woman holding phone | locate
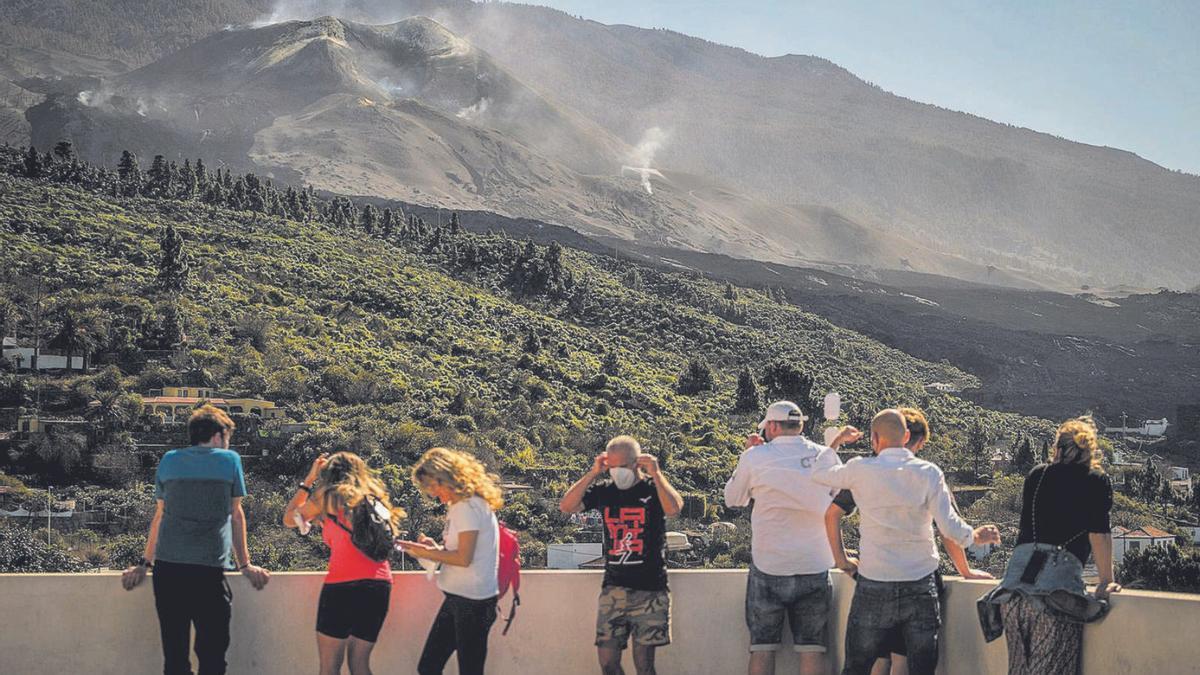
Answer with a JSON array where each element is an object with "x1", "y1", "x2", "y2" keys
[
  {"x1": 283, "y1": 452, "x2": 405, "y2": 675},
  {"x1": 398, "y1": 447, "x2": 503, "y2": 675}
]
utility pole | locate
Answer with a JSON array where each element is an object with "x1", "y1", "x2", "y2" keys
[
  {"x1": 31, "y1": 274, "x2": 45, "y2": 413},
  {"x1": 46, "y1": 485, "x2": 52, "y2": 546}
]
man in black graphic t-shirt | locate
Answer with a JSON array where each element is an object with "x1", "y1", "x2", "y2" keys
[{"x1": 561, "y1": 435, "x2": 684, "y2": 675}]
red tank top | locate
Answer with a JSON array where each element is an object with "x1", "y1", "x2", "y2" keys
[{"x1": 322, "y1": 509, "x2": 392, "y2": 584}]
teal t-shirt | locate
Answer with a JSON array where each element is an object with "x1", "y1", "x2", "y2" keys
[{"x1": 154, "y1": 446, "x2": 247, "y2": 569}]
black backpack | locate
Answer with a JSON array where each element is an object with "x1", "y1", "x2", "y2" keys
[{"x1": 331, "y1": 495, "x2": 396, "y2": 562}]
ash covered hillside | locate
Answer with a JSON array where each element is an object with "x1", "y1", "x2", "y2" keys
[
  {"x1": 26, "y1": 15, "x2": 944, "y2": 276},
  {"x1": 4, "y1": 2, "x2": 1199, "y2": 291}
]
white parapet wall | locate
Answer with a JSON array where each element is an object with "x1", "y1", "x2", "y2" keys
[{"x1": 1, "y1": 570, "x2": 1199, "y2": 674}]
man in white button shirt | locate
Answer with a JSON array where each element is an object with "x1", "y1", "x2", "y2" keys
[
  {"x1": 812, "y1": 409, "x2": 1001, "y2": 675},
  {"x1": 725, "y1": 401, "x2": 857, "y2": 675}
]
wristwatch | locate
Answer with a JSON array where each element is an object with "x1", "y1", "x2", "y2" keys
[
  {"x1": 298, "y1": 483, "x2": 313, "y2": 493},
  {"x1": 138, "y1": 557, "x2": 154, "y2": 569}
]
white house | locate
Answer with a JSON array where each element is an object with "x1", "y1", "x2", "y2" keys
[
  {"x1": 2, "y1": 338, "x2": 84, "y2": 371},
  {"x1": 1112, "y1": 525, "x2": 1176, "y2": 564},
  {"x1": 1104, "y1": 418, "x2": 1170, "y2": 437}
]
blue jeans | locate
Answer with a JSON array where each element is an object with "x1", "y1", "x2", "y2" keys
[
  {"x1": 745, "y1": 564, "x2": 831, "y2": 652},
  {"x1": 842, "y1": 574, "x2": 940, "y2": 675}
]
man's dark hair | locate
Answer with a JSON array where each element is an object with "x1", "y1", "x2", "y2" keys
[
  {"x1": 188, "y1": 404, "x2": 236, "y2": 445},
  {"x1": 777, "y1": 420, "x2": 803, "y2": 431}
]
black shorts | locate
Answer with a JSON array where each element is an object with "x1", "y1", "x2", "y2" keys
[{"x1": 316, "y1": 580, "x2": 392, "y2": 642}]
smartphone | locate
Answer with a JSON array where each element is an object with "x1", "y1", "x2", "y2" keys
[{"x1": 1019, "y1": 550, "x2": 1049, "y2": 584}]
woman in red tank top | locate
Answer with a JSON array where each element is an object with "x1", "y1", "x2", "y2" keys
[{"x1": 284, "y1": 452, "x2": 405, "y2": 675}]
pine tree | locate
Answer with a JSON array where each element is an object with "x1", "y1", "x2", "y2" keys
[
  {"x1": 52, "y1": 140, "x2": 75, "y2": 162},
  {"x1": 760, "y1": 360, "x2": 814, "y2": 412},
  {"x1": 194, "y1": 157, "x2": 208, "y2": 190},
  {"x1": 160, "y1": 301, "x2": 185, "y2": 348},
  {"x1": 734, "y1": 368, "x2": 760, "y2": 413},
  {"x1": 361, "y1": 204, "x2": 378, "y2": 234},
  {"x1": 180, "y1": 160, "x2": 197, "y2": 199},
  {"x1": 147, "y1": 155, "x2": 169, "y2": 195},
  {"x1": 117, "y1": 150, "x2": 140, "y2": 185},
  {"x1": 968, "y1": 420, "x2": 992, "y2": 480},
  {"x1": 724, "y1": 282, "x2": 737, "y2": 301},
  {"x1": 677, "y1": 358, "x2": 714, "y2": 395},
  {"x1": 156, "y1": 224, "x2": 191, "y2": 293},
  {"x1": 449, "y1": 212, "x2": 461, "y2": 235},
  {"x1": 381, "y1": 208, "x2": 395, "y2": 238},
  {"x1": 23, "y1": 146, "x2": 44, "y2": 178}
]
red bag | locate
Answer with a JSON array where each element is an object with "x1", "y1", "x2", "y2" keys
[{"x1": 497, "y1": 522, "x2": 521, "y2": 635}]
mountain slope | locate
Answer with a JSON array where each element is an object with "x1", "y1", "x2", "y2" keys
[
  {"x1": 341, "y1": 0, "x2": 1200, "y2": 291},
  {"x1": 5, "y1": 2, "x2": 1198, "y2": 290}
]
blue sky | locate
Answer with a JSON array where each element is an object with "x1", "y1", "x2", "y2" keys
[{"x1": 534, "y1": 0, "x2": 1199, "y2": 174}]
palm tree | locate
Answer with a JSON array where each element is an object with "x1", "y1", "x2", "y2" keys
[{"x1": 48, "y1": 309, "x2": 101, "y2": 372}]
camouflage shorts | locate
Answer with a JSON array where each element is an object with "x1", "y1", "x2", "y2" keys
[{"x1": 595, "y1": 586, "x2": 672, "y2": 649}]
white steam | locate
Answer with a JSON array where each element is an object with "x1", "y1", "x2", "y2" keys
[
  {"x1": 77, "y1": 89, "x2": 113, "y2": 107},
  {"x1": 456, "y1": 97, "x2": 491, "y2": 121},
  {"x1": 623, "y1": 126, "x2": 668, "y2": 195},
  {"x1": 620, "y1": 166, "x2": 665, "y2": 195},
  {"x1": 254, "y1": 0, "x2": 374, "y2": 27}
]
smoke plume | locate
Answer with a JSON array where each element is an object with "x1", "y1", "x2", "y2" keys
[{"x1": 623, "y1": 127, "x2": 668, "y2": 195}]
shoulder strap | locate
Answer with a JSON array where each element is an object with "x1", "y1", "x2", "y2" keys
[{"x1": 330, "y1": 513, "x2": 353, "y2": 536}]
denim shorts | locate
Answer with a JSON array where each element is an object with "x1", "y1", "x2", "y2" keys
[
  {"x1": 844, "y1": 574, "x2": 941, "y2": 675},
  {"x1": 745, "y1": 564, "x2": 831, "y2": 652}
]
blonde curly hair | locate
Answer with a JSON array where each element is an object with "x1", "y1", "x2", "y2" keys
[
  {"x1": 411, "y1": 447, "x2": 504, "y2": 511},
  {"x1": 315, "y1": 452, "x2": 405, "y2": 528},
  {"x1": 1052, "y1": 416, "x2": 1104, "y2": 473}
]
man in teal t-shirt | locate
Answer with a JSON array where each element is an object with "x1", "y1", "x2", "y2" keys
[{"x1": 122, "y1": 404, "x2": 271, "y2": 675}]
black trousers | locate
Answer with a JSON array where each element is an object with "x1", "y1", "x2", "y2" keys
[
  {"x1": 152, "y1": 560, "x2": 232, "y2": 675},
  {"x1": 417, "y1": 592, "x2": 498, "y2": 675}
]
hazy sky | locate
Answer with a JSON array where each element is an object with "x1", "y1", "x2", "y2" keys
[{"x1": 533, "y1": 0, "x2": 1199, "y2": 174}]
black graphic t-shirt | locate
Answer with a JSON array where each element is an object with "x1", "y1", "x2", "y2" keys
[{"x1": 582, "y1": 478, "x2": 668, "y2": 591}]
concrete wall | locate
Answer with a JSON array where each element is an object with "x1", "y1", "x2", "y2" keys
[{"x1": 1, "y1": 570, "x2": 1198, "y2": 674}]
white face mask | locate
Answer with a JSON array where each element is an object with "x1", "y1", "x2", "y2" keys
[{"x1": 609, "y1": 466, "x2": 638, "y2": 490}]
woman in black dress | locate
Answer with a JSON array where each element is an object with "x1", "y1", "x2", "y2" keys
[{"x1": 1002, "y1": 417, "x2": 1121, "y2": 674}]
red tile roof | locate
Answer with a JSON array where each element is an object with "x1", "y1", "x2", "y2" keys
[
  {"x1": 1114, "y1": 525, "x2": 1175, "y2": 539},
  {"x1": 143, "y1": 397, "x2": 228, "y2": 405}
]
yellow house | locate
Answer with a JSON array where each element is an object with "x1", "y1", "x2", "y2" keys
[{"x1": 143, "y1": 386, "x2": 284, "y2": 422}]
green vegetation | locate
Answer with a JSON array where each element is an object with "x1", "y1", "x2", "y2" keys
[{"x1": 1, "y1": 145, "x2": 1191, "y2": 586}]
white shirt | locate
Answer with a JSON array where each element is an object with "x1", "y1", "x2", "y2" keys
[
  {"x1": 812, "y1": 447, "x2": 975, "y2": 582},
  {"x1": 724, "y1": 435, "x2": 841, "y2": 575},
  {"x1": 438, "y1": 496, "x2": 500, "y2": 600}
]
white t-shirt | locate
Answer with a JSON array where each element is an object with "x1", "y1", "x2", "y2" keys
[
  {"x1": 723, "y1": 435, "x2": 841, "y2": 575},
  {"x1": 438, "y1": 496, "x2": 500, "y2": 600}
]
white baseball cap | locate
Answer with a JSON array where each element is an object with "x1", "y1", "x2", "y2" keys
[{"x1": 757, "y1": 400, "x2": 808, "y2": 431}]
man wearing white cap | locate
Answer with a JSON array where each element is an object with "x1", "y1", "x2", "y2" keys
[{"x1": 725, "y1": 400, "x2": 857, "y2": 675}]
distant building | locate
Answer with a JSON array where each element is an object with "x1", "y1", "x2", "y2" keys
[
  {"x1": 142, "y1": 386, "x2": 284, "y2": 422},
  {"x1": 1167, "y1": 467, "x2": 1194, "y2": 500},
  {"x1": 1112, "y1": 525, "x2": 1176, "y2": 564},
  {"x1": 2, "y1": 337, "x2": 84, "y2": 372},
  {"x1": 924, "y1": 382, "x2": 960, "y2": 394},
  {"x1": 14, "y1": 415, "x2": 94, "y2": 438},
  {"x1": 1104, "y1": 418, "x2": 1170, "y2": 437}
]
